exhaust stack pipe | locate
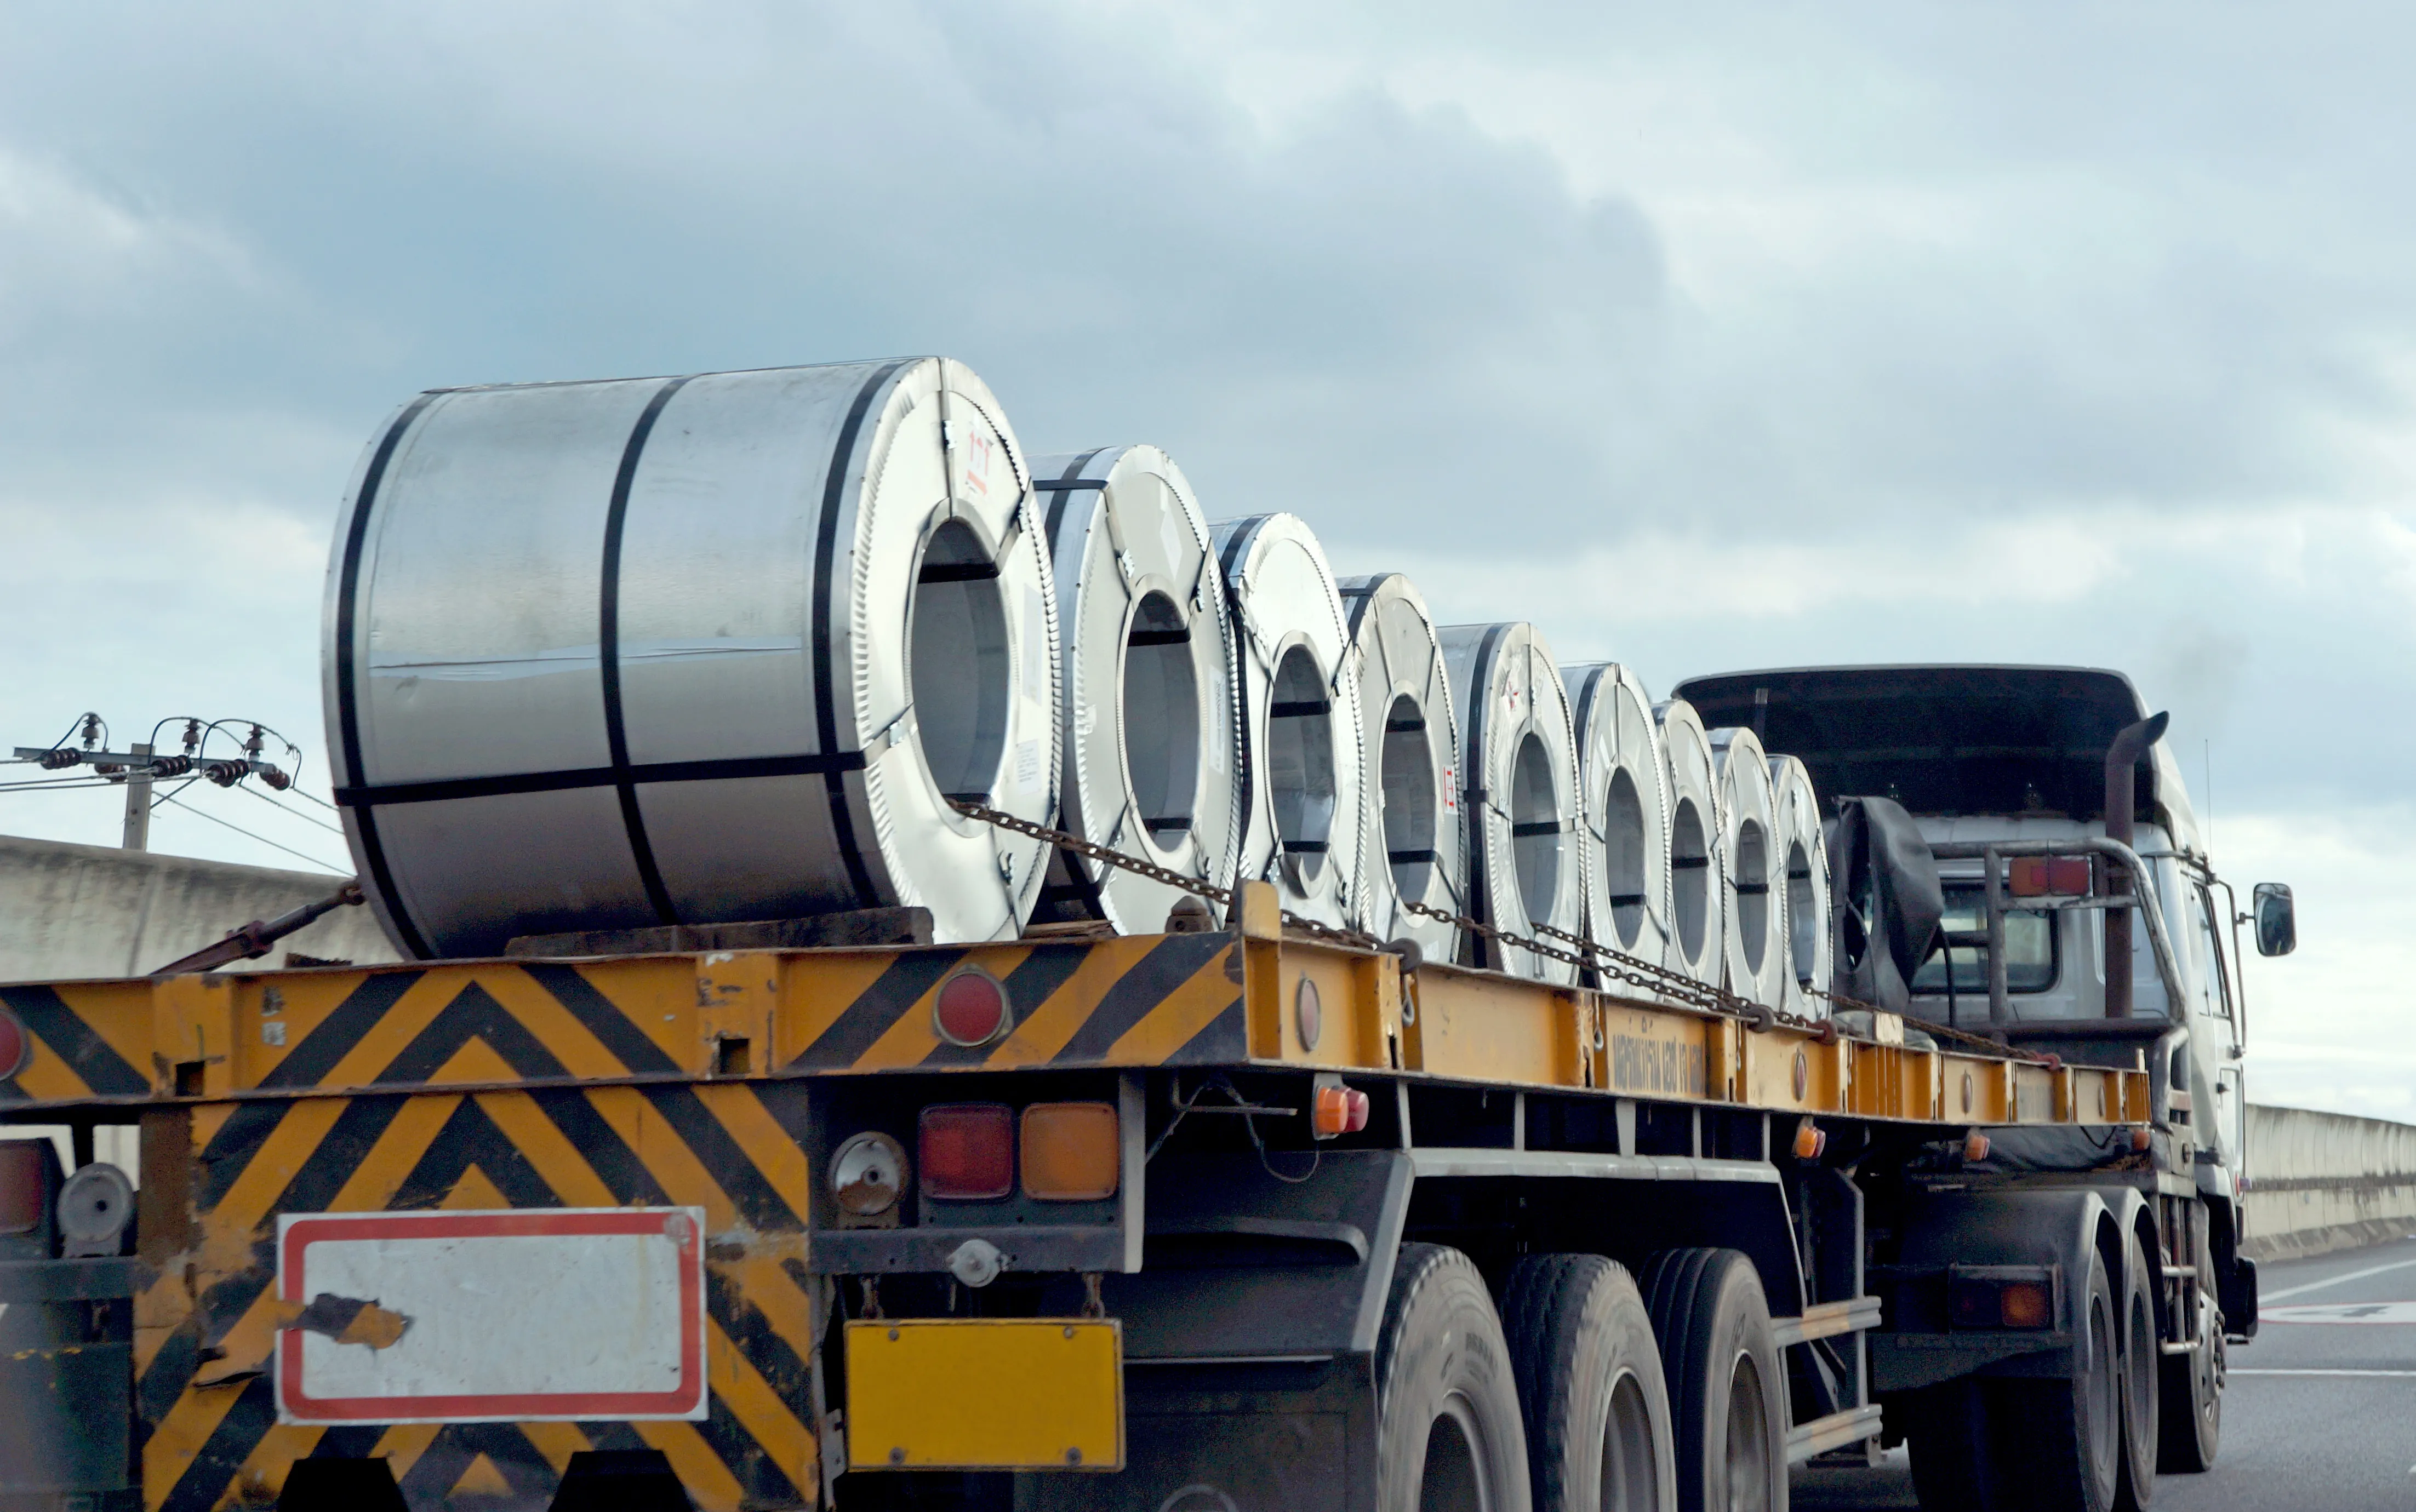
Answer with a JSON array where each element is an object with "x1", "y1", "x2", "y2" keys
[{"x1": 2102, "y1": 711, "x2": 2169, "y2": 1018}]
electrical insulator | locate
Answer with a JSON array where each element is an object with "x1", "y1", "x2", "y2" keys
[
  {"x1": 258, "y1": 765, "x2": 291, "y2": 791},
  {"x1": 150, "y1": 755, "x2": 194, "y2": 778},
  {"x1": 204, "y1": 760, "x2": 248, "y2": 787},
  {"x1": 38, "y1": 748, "x2": 81, "y2": 770}
]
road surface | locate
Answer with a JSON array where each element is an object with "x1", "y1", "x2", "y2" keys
[{"x1": 1795, "y1": 1235, "x2": 2416, "y2": 1511}]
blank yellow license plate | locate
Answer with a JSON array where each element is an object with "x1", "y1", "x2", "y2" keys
[{"x1": 846, "y1": 1319, "x2": 1124, "y2": 1471}]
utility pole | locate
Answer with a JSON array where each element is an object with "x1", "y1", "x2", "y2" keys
[{"x1": 121, "y1": 742, "x2": 152, "y2": 851}]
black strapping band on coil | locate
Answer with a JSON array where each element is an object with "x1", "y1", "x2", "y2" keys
[
  {"x1": 600, "y1": 374, "x2": 698, "y2": 926},
  {"x1": 333, "y1": 391, "x2": 449, "y2": 960},
  {"x1": 334, "y1": 749, "x2": 873, "y2": 809},
  {"x1": 1031, "y1": 478, "x2": 1110, "y2": 490}
]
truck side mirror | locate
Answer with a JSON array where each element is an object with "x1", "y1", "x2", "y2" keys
[{"x1": 2252, "y1": 883, "x2": 2295, "y2": 957}]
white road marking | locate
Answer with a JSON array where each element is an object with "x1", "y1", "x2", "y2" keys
[
  {"x1": 2262, "y1": 1301, "x2": 2416, "y2": 1325},
  {"x1": 2261, "y1": 1253, "x2": 2416, "y2": 1301},
  {"x1": 2231, "y1": 1368, "x2": 2416, "y2": 1378}
]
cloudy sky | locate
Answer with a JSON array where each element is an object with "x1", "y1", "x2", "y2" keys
[{"x1": 0, "y1": 3, "x2": 2404, "y2": 1116}]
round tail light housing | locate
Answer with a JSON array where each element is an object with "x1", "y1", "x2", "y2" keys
[
  {"x1": 829, "y1": 1132, "x2": 909, "y2": 1217},
  {"x1": 934, "y1": 968, "x2": 1012, "y2": 1047}
]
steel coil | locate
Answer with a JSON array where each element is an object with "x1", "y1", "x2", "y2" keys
[
  {"x1": 1339, "y1": 573, "x2": 1464, "y2": 961},
  {"x1": 1655, "y1": 698, "x2": 1727, "y2": 989},
  {"x1": 1212, "y1": 515, "x2": 1367, "y2": 930},
  {"x1": 1710, "y1": 726, "x2": 1789, "y2": 1009},
  {"x1": 325, "y1": 358, "x2": 1060, "y2": 955},
  {"x1": 1030, "y1": 446, "x2": 1242, "y2": 933},
  {"x1": 1441, "y1": 623, "x2": 1585, "y2": 984},
  {"x1": 1564, "y1": 662, "x2": 1674, "y2": 981},
  {"x1": 1767, "y1": 753, "x2": 1834, "y2": 1016}
]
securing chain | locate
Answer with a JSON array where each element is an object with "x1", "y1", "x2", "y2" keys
[{"x1": 950, "y1": 798, "x2": 2051, "y2": 1064}]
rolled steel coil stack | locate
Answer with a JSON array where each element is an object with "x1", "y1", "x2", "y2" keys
[
  {"x1": 1339, "y1": 574, "x2": 1464, "y2": 963},
  {"x1": 1030, "y1": 446, "x2": 1243, "y2": 935},
  {"x1": 325, "y1": 353, "x2": 1838, "y2": 989}
]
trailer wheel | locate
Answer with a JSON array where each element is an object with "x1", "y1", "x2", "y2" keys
[
  {"x1": 1377, "y1": 1242, "x2": 1533, "y2": 1512},
  {"x1": 1998, "y1": 1242, "x2": 2122, "y2": 1512},
  {"x1": 2156, "y1": 1293, "x2": 2221, "y2": 1473},
  {"x1": 1639, "y1": 1248, "x2": 1785, "y2": 1512},
  {"x1": 1503, "y1": 1253, "x2": 1677, "y2": 1511},
  {"x1": 2114, "y1": 1234, "x2": 2161, "y2": 1511}
]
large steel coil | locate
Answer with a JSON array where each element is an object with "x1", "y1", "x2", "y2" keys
[
  {"x1": 1030, "y1": 446, "x2": 1242, "y2": 933},
  {"x1": 1655, "y1": 699, "x2": 1727, "y2": 989},
  {"x1": 1212, "y1": 515, "x2": 1367, "y2": 930},
  {"x1": 325, "y1": 358, "x2": 1060, "y2": 957},
  {"x1": 1441, "y1": 623, "x2": 1585, "y2": 984},
  {"x1": 1339, "y1": 574, "x2": 1464, "y2": 961},
  {"x1": 1564, "y1": 662, "x2": 1674, "y2": 980},
  {"x1": 1767, "y1": 753, "x2": 1834, "y2": 1017},
  {"x1": 1710, "y1": 726, "x2": 1789, "y2": 1009}
]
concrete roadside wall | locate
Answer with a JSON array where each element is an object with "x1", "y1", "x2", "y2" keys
[
  {"x1": 0, "y1": 832, "x2": 399, "y2": 980},
  {"x1": 2244, "y1": 1103, "x2": 2416, "y2": 1261}
]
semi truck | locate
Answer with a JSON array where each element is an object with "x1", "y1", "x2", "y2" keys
[{"x1": 0, "y1": 660, "x2": 2285, "y2": 1512}]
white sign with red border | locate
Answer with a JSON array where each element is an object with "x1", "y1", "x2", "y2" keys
[{"x1": 275, "y1": 1207, "x2": 707, "y2": 1425}]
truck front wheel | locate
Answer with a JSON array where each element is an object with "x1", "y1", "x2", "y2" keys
[
  {"x1": 1503, "y1": 1252, "x2": 1676, "y2": 1511},
  {"x1": 1377, "y1": 1242, "x2": 1534, "y2": 1512},
  {"x1": 1639, "y1": 1248, "x2": 1785, "y2": 1512}
]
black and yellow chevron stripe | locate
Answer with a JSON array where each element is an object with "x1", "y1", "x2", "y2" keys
[
  {"x1": 0, "y1": 935, "x2": 1235, "y2": 1511},
  {"x1": 138, "y1": 1071, "x2": 823, "y2": 1511},
  {"x1": 0, "y1": 932, "x2": 1244, "y2": 1110}
]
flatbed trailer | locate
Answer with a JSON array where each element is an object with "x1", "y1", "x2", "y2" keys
[{"x1": 2, "y1": 880, "x2": 2176, "y2": 1512}]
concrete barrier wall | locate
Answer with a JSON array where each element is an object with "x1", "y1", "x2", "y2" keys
[
  {"x1": 0, "y1": 832, "x2": 398, "y2": 981},
  {"x1": 0, "y1": 833, "x2": 403, "y2": 1178},
  {"x1": 2244, "y1": 1103, "x2": 2416, "y2": 1261}
]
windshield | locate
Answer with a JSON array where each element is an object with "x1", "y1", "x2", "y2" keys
[{"x1": 1909, "y1": 883, "x2": 2058, "y2": 994}]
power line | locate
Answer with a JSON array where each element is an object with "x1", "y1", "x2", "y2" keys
[
  {"x1": 156, "y1": 793, "x2": 348, "y2": 874},
  {"x1": 238, "y1": 781, "x2": 347, "y2": 838}
]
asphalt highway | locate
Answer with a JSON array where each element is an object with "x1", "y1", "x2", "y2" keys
[{"x1": 1795, "y1": 1235, "x2": 2416, "y2": 1511}]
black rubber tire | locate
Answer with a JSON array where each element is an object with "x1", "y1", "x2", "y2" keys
[
  {"x1": 1998, "y1": 1244, "x2": 2123, "y2": 1512},
  {"x1": 1903, "y1": 1378, "x2": 2011, "y2": 1512},
  {"x1": 1639, "y1": 1248, "x2": 1786, "y2": 1512},
  {"x1": 2156, "y1": 1293, "x2": 2222, "y2": 1474},
  {"x1": 1503, "y1": 1253, "x2": 1678, "y2": 1512},
  {"x1": 1377, "y1": 1242, "x2": 1534, "y2": 1512},
  {"x1": 2114, "y1": 1234, "x2": 2161, "y2": 1511}
]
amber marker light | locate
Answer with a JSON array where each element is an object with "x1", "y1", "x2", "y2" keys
[
  {"x1": 1998, "y1": 1281, "x2": 2054, "y2": 1329},
  {"x1": 920, "y1": 1104, "x2": 1015, "y2": 1199},
  {"x1": 1020, "y1": 1102, "x2": 1120, "y2": 1201}
]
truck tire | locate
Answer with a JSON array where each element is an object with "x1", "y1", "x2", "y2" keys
[
  {"x1": 1639, "y1": 1248, "x2": 1785, "y2": 1512},
  {"x1": 2114, "y1": 1234, "x2": 2160, "y2": 1511},
  {"x1": 2156, "y1": 1293, "x2": 2221, "y2": 1473},
  {"x1": 1503, "y1": 1253, "x2": 1677, "y2": 1512},
  {"x1": 1903, "y1": 1378, "x2": 2010, "y2": 1512},
  {"x1": 1997, "y1": 1242, "x2": 2122, "y2": 1512},
  {"x1": 1377, "y1": 1242, "x2": 1534, "y2": 1512}
]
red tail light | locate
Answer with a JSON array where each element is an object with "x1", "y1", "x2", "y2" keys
[
  {"x1": 2009, "y1": 857, "x2": 2092, "y2": 897},
  {"x1": 920, "y1": 1103, "x2": 1014, "y2": 1199},
  {"x1": 0, "y1": 1004, "x2": 28, "y2": 1081},
  {"x1": 0, "y1": 1140, "x2": 48, "y2": 1235}
]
